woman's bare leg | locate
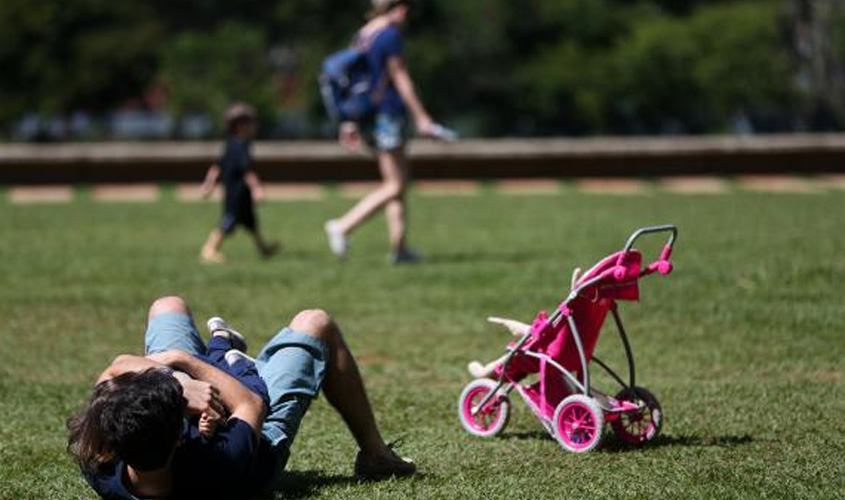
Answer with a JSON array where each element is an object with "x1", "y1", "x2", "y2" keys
[
  {"x1": 385, "y1": 198, "x2": 406, "y2": 253},
  {"x1": 383, "y1": 153, "x2": 409, "y2": 253},
  {"x1": 334, "y1": 150, "x2": 407, "y2": 241}
]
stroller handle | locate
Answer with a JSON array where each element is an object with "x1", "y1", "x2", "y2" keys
[
  {"x1": 623, "y1": 225, "x2": 678, "y2": 253},
  {"x1": 618, "y1": 225, "x2": 678, "y2": 276}
]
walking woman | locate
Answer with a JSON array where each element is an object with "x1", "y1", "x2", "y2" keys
[{"x1": 324, "y1": 0, "x2": 444, "y2": 264}]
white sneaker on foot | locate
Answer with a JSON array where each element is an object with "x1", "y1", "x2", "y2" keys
[
  {"x1": 224, "y1": 349, "x2": 256, "y2": 367},
  {"x1": 324, "y1": 220, "x2": 348, "y2": 260},
  {"x1": 207, "y1": 317, "x2": 248, "y2": 353}
]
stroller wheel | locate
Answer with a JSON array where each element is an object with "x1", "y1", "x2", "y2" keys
[
  {"x1": 553, "y1": 395, "x2": 604, "y2": 453},
  {"x1": 458, "y1": 379, "x2": 510, "y2": 438},
  {"x1": 611, "y1": 386, "x2": 662, "y2": 446}
]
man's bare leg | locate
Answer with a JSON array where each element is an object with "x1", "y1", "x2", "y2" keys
[
  {"x1": 148, "y1": 295, "x2": 192, "y2": 321},
  {"x1": 289, "y1": 309, "x2": 414, "y2": 476},
  {"x1": 290, "y1": 309, "x2": 387, "y2": 453}
]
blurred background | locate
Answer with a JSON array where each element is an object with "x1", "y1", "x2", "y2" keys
[{"x1": 1, "y1": 0, "x2": 844, "y2": 142}]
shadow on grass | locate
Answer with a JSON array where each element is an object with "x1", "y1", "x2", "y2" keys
[
  {"x1": 264, "y1": 470, "x2": 431, "y2": 499},
  {"x1": 601, "y1": 433, "x2": 755, "y2": 453},
  {"x1": 269, "y1": 250, "x2": 326, "y2": 262},
  {"x1": 260, "y1": 470, "x2": 356, "y2": 499},
  {"x1": 501, "y1": 431, "x2": 754, "y2": 453},
  {"x1": 503, "y1": 430, "x2": 554, "y2": 441}
]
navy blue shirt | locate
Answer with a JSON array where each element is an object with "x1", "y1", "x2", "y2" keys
[
  {"x1": 364, "y1": 25, "x2": 406, "y2": 118},
  {"x1": 219, "y1": 137, "x2": 252, "y2": 200},
  {"x1": 83, "y1": 419, "x2": 276, "y2": 499}
]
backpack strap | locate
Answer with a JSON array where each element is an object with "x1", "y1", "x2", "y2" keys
[
  {"x1": 352, "y1": 27, "x2": 391, "y2": 107},
  {"x1": 353, "y1": 23, "x2": 387, "y2": 50}
]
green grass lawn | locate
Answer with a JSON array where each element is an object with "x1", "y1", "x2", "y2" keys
[{"x1": 0, "y1": 190, "x2": 843, "y2": 499}]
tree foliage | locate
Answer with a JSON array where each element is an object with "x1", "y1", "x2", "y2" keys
[
  {"x1": 0, "y1": 0, "x2": 161, "y2": 120},
  {"x1": 160, "y1": 23, "x2": 275, "y2": 132},
  {"x1": 0, "y1": 0, "x2": 841, "y2": 138}
]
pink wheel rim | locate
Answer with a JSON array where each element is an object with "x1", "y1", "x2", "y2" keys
[
  {"x1": 461, "y1": 386, "x2": 502, "y2": 432},
  {"x1": 557, "y1": 402, "x2": 599, "y2": 450}
]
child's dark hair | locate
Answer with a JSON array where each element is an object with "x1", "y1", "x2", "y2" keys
[
  {"x1": 67, "y1": 369, "x2": 186, "y2": 473},
  {"x1": 224, "y1": 103, "x2": 256, "y2": 135}
]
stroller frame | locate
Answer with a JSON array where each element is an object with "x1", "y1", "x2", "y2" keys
[{"x1": 459, "y1": 225, "x2": 678, "y2": 452}]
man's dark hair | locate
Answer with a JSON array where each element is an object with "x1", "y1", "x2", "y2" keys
[{"x1": 68, "y1": 369, "x2": 186, "y2": 473}]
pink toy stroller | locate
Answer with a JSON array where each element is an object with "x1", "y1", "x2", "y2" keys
[{"x1": 458, "y1": 225, "x2": 678, "y2": 453}]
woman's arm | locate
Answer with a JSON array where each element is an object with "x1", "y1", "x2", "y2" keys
[
  {"x1": 387, "y1": 55, "x2": 435, "y2": 135},
  {"x1": 338, "y1": 121, "x2": 363, "y2": 152}
]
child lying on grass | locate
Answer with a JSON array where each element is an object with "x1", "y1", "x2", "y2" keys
[{"x1": 199, "y1": 317, "x2": 270, "y2": 438}]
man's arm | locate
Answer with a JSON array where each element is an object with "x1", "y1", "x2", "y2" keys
[
  {"x1": 97, "y1": 355, "x2": 225, "y2": 421},
  {"x1": 97, "y1": 354, "x2": 161, "y2": 384},
  {"x1": 387, "y1": 56, "x2": 435, "y2": 135},
  {"x1": 148, "y1": 351, "x2": 265, "y2": 438}
]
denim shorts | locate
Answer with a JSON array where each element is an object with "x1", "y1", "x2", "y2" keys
[
  {"x1": 145, "y1": 313, "x2": 328, "y2": 468},
  {"x1": 363, "y1": 113, "x2": 408, "y2": 152}
]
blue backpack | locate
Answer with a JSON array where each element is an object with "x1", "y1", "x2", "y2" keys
[{"x1": 319, "y1": 32, "x2": 386, "y2": 123}]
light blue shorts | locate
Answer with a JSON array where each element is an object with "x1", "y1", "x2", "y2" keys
[
  {"x1": 363, "y1": 113, "x2": 408, "y2": 152},
  {"x1": 145, "y1": 313, "x2": 328, "y2": 467}
]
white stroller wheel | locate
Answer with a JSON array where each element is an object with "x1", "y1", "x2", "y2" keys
[
  {"x1": 553, "y1": 395, "x2": 604, "y2": 453},
  {"x1": 458, "y1": 379, "x2": 510, "y2": 438}
]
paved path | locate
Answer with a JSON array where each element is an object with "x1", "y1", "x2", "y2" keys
[{"x1": 5, "y1": 175, "x2": 844, "y2": 204}]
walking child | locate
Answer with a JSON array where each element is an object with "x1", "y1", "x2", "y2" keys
[{"x1": 199, "y1": 103, "x2": 278, "y2": 263}]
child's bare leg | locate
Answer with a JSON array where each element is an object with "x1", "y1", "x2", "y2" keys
[
  {"x1": 249, "y1": 229, "x2": 278, "y2": 258},
  {"x1": 200, "y1": 229, "x2": 226, "y2": 263}
]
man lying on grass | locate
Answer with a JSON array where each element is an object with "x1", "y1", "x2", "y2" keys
[{"x1": 67, "y1": 296, "x2": 414, "y2": 499}]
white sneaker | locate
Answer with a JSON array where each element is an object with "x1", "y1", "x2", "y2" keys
[
  {"x1": 224, "y1": 349, "x2": 256, "y2": 367},
  {"x1": 324, "y1": 220, "x2": 348, "y2": 260},
  {"x1": 207, "y1": 317, "x2": 248, "y2": 353},
  {"x1": 389, "y1": 247, "x2": 423, "y2": 265}
]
